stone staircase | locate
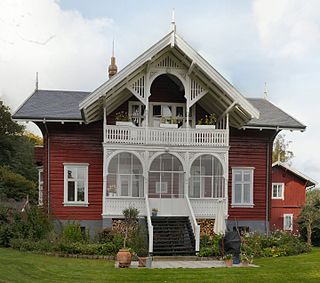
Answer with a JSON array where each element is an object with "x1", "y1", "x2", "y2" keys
[{"x1": 151, "y1": 216, "x2": 195, "y2": 256}]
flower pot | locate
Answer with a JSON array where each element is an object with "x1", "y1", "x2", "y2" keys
[
  {"x1": 195, "y1": 125, "x2": 216, "y2": 129},
  {"x1": 152, "y1": 211, "x2": 158, "y2": 216},
  {"x1": 116, "y1": 121, "x2": 133, "y2": 127},
  {"x1": 116, "y1": 249, "x2": 132, "y2": 268},
  {"x1": 242, "y1": 260, "x2": 249, "y2": 267},
  {"x1": 225, "y1": 259, "x2": 233, "y2": 267},
  {"x1": 160, "y1": 123, "x2": 178, "y2": 128}
]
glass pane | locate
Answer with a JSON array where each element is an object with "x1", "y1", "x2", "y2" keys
[
  {"x1": 243, "y1": 184, "x2": 251, "y2": 203},
  {"x1": 132, "y1": 155, "x2": 142, "y2": 174},
  {"x1": 108, "y1": 155, "x2": 118, "y2": 174},
  {"x1": 202, "y1": 155, "x2": 212, "y2": 176},
  {"x1": 77, "y1": 181, "x2": 85, "y2": 201},
  {"x1": 153, "y1": 105, "x2": 161, "y2": 116},
  {"x1": 244, "y1": 172, "x2": 251, "y2": 182},
  {"x1": 176, "y1": 107, "x2": 184, "y2": 118},
  {"x1": 172, "y1": 172, "x2": 183, "y2": 197},
  {"x1": 68, "y1": 168, "x2": 76, "y2": 179},
  {"x1": 132, "y1": 176, "x2": 140, "y2": 197},
  {"x1": 235, "y1": 172, "x2": 242, "y2": 182},
  {"x1": 119, "y1": 152, "x2": 131, "y2": 174},
  {"x1": 77, "y1": 168, "x2": 86, "y2": 180},
  {"x1": 172, "y1": 157, "x2": 183, "y2": 171},
  {"x1": 149, "y1": 172, "x2": 160, "y2": 198},
  {"x1": 120, "y1": 175, "x2": 129, "y2": 196},
  {"x1": 107, "y1": 174, "x2": 117, "y2": 195},
  {"x1": 39, "y1": 171, "x2": 43, "y2": 182},
  {"x1": 68, "y1": 181, "x2": 75, "y2": 201},
  {"x1": 190, "y1": 177, "x2": 200, "y2": 198},
  {"x1": 272, "y1": 185, "x2": 277, "y2": 197},
  {"x1": 234, "y1": 184, "x2": 242, "y2": 203},
  {"x1": 161, "y1": 154, "x2": 172, "y2": 171},
  {"x1": 204, "y1": 177, "x2": 212, "y2": 197},
  {"x1": 150, "y1": 156, "x2": 160, "y2": 171},
  {"x1": 161, "y1": 172, "x2": 171, "y2": 198},
  {"x1": 191, "y1": 157, "x2": 200, "y2": 175}
]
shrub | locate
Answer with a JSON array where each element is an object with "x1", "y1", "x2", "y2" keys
[
  {"x1": 62, "y1": 222, "x2": 84, "y2": 243},
  {"x1": 198, "y1": 234, "x2": 222, "y2": 257},
  {"x1": 128, "y1": 223, "x2": 148, "y2": 256}
]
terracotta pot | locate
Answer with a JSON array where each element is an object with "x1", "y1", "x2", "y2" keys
[
  {"x1": 138, "y1": 257, "x2": 147, "y2": 267},
  {"x1": 117, "y1": 249, "x2": 132, "y2": 268},
  {"x1": 225, "y1": 259, "x2": 233, "y2": 267}
]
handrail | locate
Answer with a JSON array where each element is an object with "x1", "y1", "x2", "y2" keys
[
  {"x1": 185, "y1": 195, "x2": 200, "y2": 253},
  {"x1": 144, "y1": 194, "x2": 154, "y2": 255}
]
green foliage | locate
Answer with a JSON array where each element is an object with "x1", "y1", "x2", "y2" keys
[
  {"x1": 0, "y1": 166, "x2": 36, "y2": 201},
  {"x1": 241, "y1": 230, "x2": 311, "y2": 258},
  {"x1": 197, "y1": 113, "x2": 217, "y2": 125},
  {"x1": 198, "y1": 234, "x2": 222, "y2": 257},
  {"x1": 272, "y1": 134, "x2": 294, "y2": 163},
  {"x1": 62, "y1": 222, "x2": 85, "y2": 243},
  {"x1": 298, "y1": 190, "x2": 320, "y2": 245},
  {"x1": 122, "y1": 206, "x2": 139, "y2": 248},
  {"x1": 128, "y1": 223, "x2": 148, "y2": 256},
  {"x1": 0, "y1": 101, "x2": 24, "y2": 136}
]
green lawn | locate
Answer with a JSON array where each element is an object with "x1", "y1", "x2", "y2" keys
[{"x1": 0, "y1": 248, "x2": 319, "y2": 283}]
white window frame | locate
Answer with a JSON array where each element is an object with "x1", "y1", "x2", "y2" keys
[
  {"x1": 128, "y1": 101, "x2": 146, "y2": 126},
  {"x1": 38, "y1": 167, "x2": 44, "y2": 206},
  {"x1": 283, "y1": 214, "x2": 293, "y2": 231},
  {"x1": 272, "y1": 183, "x2": 284, "y2": 199},
  {"x1": 232, "y1": 167, "x2": 254, "y2": 208},
  {"x1": 63, "y1": 163, "x2": 89, "y2": 206}
]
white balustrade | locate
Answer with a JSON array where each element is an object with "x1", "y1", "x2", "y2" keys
[
  {"x1": 145, "y1": 194, "x2": 154, "y2": 254},
  {"x1": 185, "y1": 195, "x2": 201, "y2": 253},
  {"x1": 104, "y1": 197, "x2": 146, "y2": 216},
  {"x1": 105, "y1": 126, "x2": 228, "y2": 147},
  {"x1": 189, "y1": 198, "x2": 227, "y2": 218}
]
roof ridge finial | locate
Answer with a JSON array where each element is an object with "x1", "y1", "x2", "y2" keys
[
  {"x1": 108, "y1": 39, "x2": 118, "y2": 79},
  {"x1": 171, "y1": 8, "x2": 176, "y2": 32},
  {"x1": 264, "y1": 82, "x2": 268, "y2": 100},
  {"x1": 35, "y1": 72, "x2": 39, "y2": 91}
]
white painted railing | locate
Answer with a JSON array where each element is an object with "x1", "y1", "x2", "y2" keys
[
  {"x1": 105, "y1": 126, "x2": 228, "y2": 147},
  {"x1": 185, "y1": 195, "x2": 201, "y2": 253},
  {"x1": 103, "y1": 197, "x2": 146, "y2": 216},
  {"x1": 144, "y1": 194, "x2": 154, "y2": 254},
  {"x1": 189, "y1": 198, "x2": 227, "y2": 218}
]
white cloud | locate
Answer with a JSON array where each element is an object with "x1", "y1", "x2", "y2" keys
[
  {"x1": 253, "y1": 0, "x2": 320, "y2": 57},
  {"x1": 0, "y1": 0, "x2": 114, "y2": 109}
]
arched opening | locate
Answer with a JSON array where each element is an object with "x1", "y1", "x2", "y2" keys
[
  {"x1": 189, "y1": 155, "x2": 225, "y2": 198},
  {"x1": 149, "y1": 74, "x2": 192, "y2": 128},
  {"x1": 107, "y1": 152, "x2": 143, "y2": 197},
  {"x1": 149, "y1": 153, "x2": 184, "y2": 198}
]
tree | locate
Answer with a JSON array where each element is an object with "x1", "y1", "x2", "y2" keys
[
  {"x1": 0, "y1": 101, "x2": 24, "y2": 136},
  {"x1": 299, "y1": 190, "x2": 320, "y2": 245},
  {"x1": 272, "y1": 134, "x2": 294, "y2": 164}
]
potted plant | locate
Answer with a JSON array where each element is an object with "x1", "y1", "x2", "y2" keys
[
  {"x1": 224, "y1": 253, "x2": 233, "y2": 267},
  {"x1": 160, "y1": 116, "x2": 178, "y2": 128},
  {"x1": 196, "y1": 113, "x2": 217, "y2": 129},
  {"x1": 116, "y1": 206, "x2": 139, "y2": 268},
  {"x1": 152, "y1": 208, "x2": 158, "y2": 216},
  {"x1": 108, "y1": 185, "x2": 117, "y2": 197},
  {"x1": 115, "y1": 111, "x2": 132, "y2": 126},
  {"x1": 241, "y1": 253, "x2": 252, "y2": 266}
]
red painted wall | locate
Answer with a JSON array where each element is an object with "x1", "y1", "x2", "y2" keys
[
  {"x1": 228, "y1": 128, "x2": 276, "y2": 222},
  {"x1": 38, "y1": 121, "x2": 103, "y2": 221},
  {"x1": 270, "y1": 166, "x2": 307, "y2": 232}
]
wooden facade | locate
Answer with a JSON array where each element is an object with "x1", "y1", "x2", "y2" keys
[{"x1": 270, "y1": 165, "x2": 311, "y2": 232}]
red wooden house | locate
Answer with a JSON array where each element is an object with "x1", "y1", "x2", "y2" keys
[
  {"x1": 13, "y1": 27, "x2": 306, "y2": 255},
  {"x1": 270, "y1": 161, "x2": 316, "y2": 232}
]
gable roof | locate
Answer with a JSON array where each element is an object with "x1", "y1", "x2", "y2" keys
[
  {"x1": 272, "y1": 161, "x2": 317, "y2": 188},
  {"x1": 245, "y1": 98, "x2": 306, "y2": 130},
  {"x1": 12, "y1": 90, "x2": 305, "y2": 131},
  {"x1": 79, "y1": 31, "x2": 260, "y2": 125},
  {"x1": 13, "y1": 90, "x2": 89, "y2": 121}
]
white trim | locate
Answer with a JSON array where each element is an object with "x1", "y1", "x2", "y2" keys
[
  {"x1": 272, "y1": 182, "x2": 284, "y2": 200},
  {"x1": 63, "y1": 164, "x2": 89, "y2": 206},
  {"x1": 13, "y1": 118, "x2": 84, "y2": 123},
  {"x1": 38, "y1": 167, "x2": 44, "y2": 206},
  {"x1": 231, "y1": 167, "x2": 254, "y2": 207},
  {"x1": 242, "y1": 126, "x2": 305, "y2": 131},
  {"x1": 283, "y1": 213, "x2": 293, "y2": 231}
]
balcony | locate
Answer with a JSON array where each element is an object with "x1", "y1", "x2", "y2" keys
[{"x1": 104, "y1": 125, "x2": 229, "y2": 147}]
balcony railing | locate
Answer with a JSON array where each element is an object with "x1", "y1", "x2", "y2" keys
[{"x1": 105, "y1": 126, "x2": 229, "y2": 147}]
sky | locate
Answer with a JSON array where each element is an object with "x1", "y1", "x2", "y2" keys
[{"x1": 0, "y1": 0, "x2": 319, "y2": 182}]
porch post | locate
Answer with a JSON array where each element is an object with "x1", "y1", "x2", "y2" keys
[{"x1": 102, "y1": 104, "x2": 107, "y2": 215}]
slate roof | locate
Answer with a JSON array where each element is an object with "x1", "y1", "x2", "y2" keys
[
  {"x1": 13, "y1": 90, "x2": 90, "y2": 121},
  {"x1": 13, "y1": 90, "x2": 306, "y2": 130},
  {"x1": 246, "y1": 98, "x2": 305, "y2": 130}
]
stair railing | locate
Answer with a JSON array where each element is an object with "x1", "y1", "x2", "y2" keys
[
  {"x1": 145, "y1": 194, "x2": 154, "y2": 254},
  {"x1": 185, "y1": 194, "x2": 200, "y2": 253}
]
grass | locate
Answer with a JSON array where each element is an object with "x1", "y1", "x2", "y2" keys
[{"x1": 0, "y1": 248, "x2": 319, "y2": 283}]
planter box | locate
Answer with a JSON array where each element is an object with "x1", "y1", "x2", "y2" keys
[
  {"x1": 116, "y1": 121, "x2": 133, "y2": 127},
  {"x1": 195, "y1": 125, "x2": 216, "y2": 129},
  {"x1": 160, "y1": 123, "x2": 178, "y2": 128}
]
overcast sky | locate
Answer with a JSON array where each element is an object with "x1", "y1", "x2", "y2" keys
[{"x1": 0, "y1": 0, "x2": 319, "y2": 182}]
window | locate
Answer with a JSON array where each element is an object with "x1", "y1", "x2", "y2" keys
[
  {"x1": 283, "y1": 214, "x2": 293, "y2": 231},
  {"x1": 38, "y1": 168, "x2": 44, "y2": 206},
  {"x1": 64, "y1": 164, "x2": 88, "y2": 206},
  {"x1": 129, "y1": 101, "x2": 145, "y2": 126},
  {"x1": 232, "y1": 168, "x2": 254, "y2": 207},
  {"x1": 189, "y1": 155, "x2": 225, "y2": 198},
  {"x1": 107, "y1": 153, "x2": 144, "y2": 197},
  {"x1": 272, "y1": 183, "x2": 284, "y2": 199}
]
